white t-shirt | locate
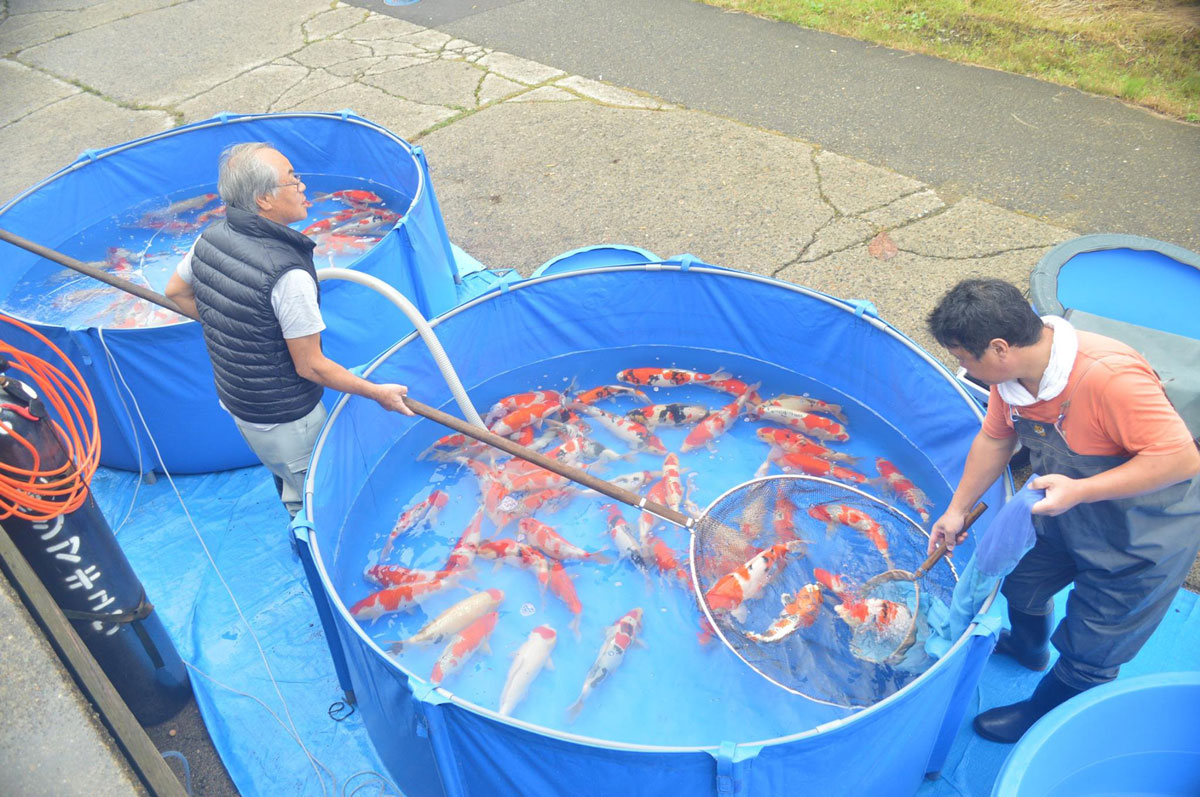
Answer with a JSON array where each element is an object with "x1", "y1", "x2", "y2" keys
[
  {"x1": 176, "y1": 240, "x2": 327, "y2": 430},
  {"x1": 175, "y1": 240, "x2": 325, "y2": 339}
]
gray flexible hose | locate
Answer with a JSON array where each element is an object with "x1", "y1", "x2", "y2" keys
[{"x1": 316, "y1": 268, "x2": 486, "y2": 429}]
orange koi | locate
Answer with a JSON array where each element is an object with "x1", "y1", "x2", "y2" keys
[
  {"x1": 379, "y1": 489, "x2": 450, "y2": 560},
  {"x1": 616, "y1": 367, "x2": 730, "y2": 387},
  {"x1": 768, "y1": 450, "x2": 868, "y2": 485},
  {"x1": 430, "y1": 611, "x2": 498, "y2": 685},
  {"x1": 350, "y1": 576, "x2": 454, "y2": 621},
  {"x1": 518, "y1": 518, "x2": 610, "y2": 563},
  {"x1": 547, "y1": 561, "x2": 583, "y2": 635},
  {"x1": 703, "y1": 542, "x2": 799, "y2": 623},
  {"x1": 746, "y1": 583, "x2": 824, "y2": 643},
  {"x1": 813, "y1": 567, "x2": 858, "y2": 601},
  {"x1": 489, "y1": 400, "x2": 563, "y2": 437},
  {"x1": 772, "y1": 493, "x2": 802, "y2": 543},
  {"x1": 478, "y1": 539, "x2": 552, "y2": 588},
  {"x1": 808, "y1": 503, "x2": 891, "y2": 565},
  {"x1": 318, "y1": 189, "x2": 383, "y2": 206},
  {"x1": 754, "y1": 404, "x2": 850, "y2": 442},
  {"x1": 756, "y1": 427, "x2": 859, "y2": 464},
  {"x1": 875, "y1": 458, "x2": 933, "y2": 524},
  {"x1": 643, "y1": 535, "x2": 688, "y2": 583},
  {"x1": 572, "y1": 384, "x2": 650, "y2": 405},
  {"x1": 702, "y1": 377, "x2": 763, "y2": 408},
  {"x1": 484, "y1": 390, "x2": 565, "y2": 424},
  {"x1": 681, "y1": 386, "x2": 757, "y2": 453}
]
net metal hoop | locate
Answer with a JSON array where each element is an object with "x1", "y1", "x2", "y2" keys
[{"x1": 688, "y1": 474, "x2": 958, "y2": 709}]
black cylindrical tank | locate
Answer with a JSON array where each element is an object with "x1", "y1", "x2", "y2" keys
[{"x1": 0, "y1": 373, "x2": 190, "y2": 725}]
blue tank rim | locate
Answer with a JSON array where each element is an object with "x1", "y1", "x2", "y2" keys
[
  {"x1": 303, "y1": 263, "x2": 1006, "y2": 752},
  {"x1": 530, "y1": 243, "x2": 661, "y2": 278},
  {"x1": 0, "y1": 111, "x2": 432, "y2": 333},
  {"x1": 1029, "y1": 233, "x2": 1200, "y2": 318},
  {"x1": 993, "y1": 670, "x2": 1200, "y2": 794}
]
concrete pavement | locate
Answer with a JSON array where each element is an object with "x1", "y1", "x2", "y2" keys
[{"x1": 0, "y1": 0, "x2": 1192, "y2": 792}]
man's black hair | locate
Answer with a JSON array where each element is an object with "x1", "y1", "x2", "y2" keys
[{"x1": 927, "y1": 279, "x2": 1044, "y2": 358}]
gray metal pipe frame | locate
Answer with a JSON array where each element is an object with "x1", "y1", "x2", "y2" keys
[{"x1": 315, "y1": 268, "x2": 486, "y2": 430}]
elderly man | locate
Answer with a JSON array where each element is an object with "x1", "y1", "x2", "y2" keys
[
  {"x1": 927, "y1": 278, "x2": 1200, "y2": 744},
  {"x1": 166, "y1": 142, "x2": 413, "y2": 519}
]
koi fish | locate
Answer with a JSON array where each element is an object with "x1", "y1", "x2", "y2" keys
[
  {"x1": 808, "y1": 503, "x2": 891, "y2": 565},
  {"x1": 703, "y1": 542, "x2": 801, "y2": 624},
  {"x1": 759, "y1": 394, "x2": 848, "y2": 424},
  {"x1": 572, "y1": 385, "x2": 650, "y2": 406},
  {"x1": 547, "y1": 435, "x2": 631, "y2": 468},
  {"x1": 485, "y1": 390, "x2": 565, "y2": 424},
  {"x1": 418, "y1": 432, "x2": 489, "y2": 461},
  {"x1": 139, "y1": 192, "x2": 218, "y2": 225},
  {"x1": 430, "y1": 611, "x2": 498, "y2": 685},
  {"x1": 772, "y1": 493, "x2": 802, "y2": 543},
  {"x1": 350, "y1": 576, "x2": 456, "y2": 621},
  {"x1": 681, "y1": 386, "x2": 758, "y2": 453},
  {"x1": 331, "y1": 210, "x2": 400, "y2": 236},
  {"x1": 603, "y1": 504, "x2": 651, "y2": 572},
  {"x1": 602, "y1": 470, "x2": 663, "y2": 493},
  {"x1": 702, "y1": 377, "x2": 763, "y2": 408},
  {"x1": 638, "y1": 477, "x2": 671, "y2": 546},
  {"x1": 388, "y1": 588, "x2": 503, "y2": 651},
  {"x1": 745, "y1": 583, "x2": 824, "y2": 643},
  {"x1": 834, "y1": 597, "x2": 911, "y2": 635},
  {"x1": 616, "y1": 367, "x2": 730, "y2": 387},
  {"x1": 489, "y1": 400, "x2": 563, "y2": 438},
  {"x1": 813, "y1": 567, "x2": 859, "y2": 601},
  {"x1": 316, "y1": 189, "x2": 383, "y2": 206},
  {"x1": 625, "y1": 403, "x2": 710, "y2": 429},
  {"x1": 196, "y1": 205, "x2": 226, "y2": 225},
  {"x1": 660, "y1": 453, "x2": 684, "y2": 513},
  {"x1": 567, "y1": 608, "x2": 643, "y2": 720},
  {"x1": 642, "y1": 535, "x2": 689, "y2": 583},
  {"x1": 313, "y1": 232, "x2": 376, "y2": 256},
  {"x1": 767, "y1": 450, "x2": 868, "y2": 485},
  {"x1": 518, "y1": 518, "x2": 610, "y2": 564},
  {"x1": 477, "y1": 539, "x2": 552, "y2": 588},
  {"x1": 875, "y1": 458, "x2": 933, "y2": 524},
  {"x1": 755, "y1": 427, "x2": 859, "y2": 464},
  {"x1": 754, "y1": 404, "x2": 850, "y2": 443},
  {"x1": 302, "y1": 207, "x2": 358, "y2": 236},
  {"x1": 442, "y1": 509, "x2": 484, "y2": 574},
  {"x1": 547, "y1": 561, "x2": 583, "y2": 635},
  {"x1": 364, "y1": 563, "x2": 447, "y2": 587},
  {"x1": 572, "y1": 405, "x2": 667, "y2": 455},
  {"x1": 379, "y1": 489, "x2": 450, "y2": 560},
  {"x1": 498, "y1": 625, "x2": 557, "y2": 717}
]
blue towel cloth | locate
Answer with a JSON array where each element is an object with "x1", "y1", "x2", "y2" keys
[{"x1": 925, "y1": 478, "x2": 1044, "y2": 658}]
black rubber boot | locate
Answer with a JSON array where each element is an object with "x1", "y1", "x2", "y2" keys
[
  {"x1": 973, "y1": 670, "x2": 1085, "y2": 743},
  {"x1": 993, "y1": 607, "x2": 1052, "y2": 671}
]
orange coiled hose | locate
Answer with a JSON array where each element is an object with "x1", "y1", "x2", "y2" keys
[{"x1": 0, "y1": 313, "x2": 101, "y2": 520}]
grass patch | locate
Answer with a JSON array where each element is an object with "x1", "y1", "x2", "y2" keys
[{"x1": 701, "y1": 0, "x2": 1200, "y2": 121}]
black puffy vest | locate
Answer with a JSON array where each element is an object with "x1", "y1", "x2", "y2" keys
[{"x1": 190, "y1": 207, "x2": 323, "y2": 424}]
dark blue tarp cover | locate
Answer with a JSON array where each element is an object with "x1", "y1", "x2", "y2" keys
[{"x1": 0, "y1": 112, "x2": 459, "y2": 474}]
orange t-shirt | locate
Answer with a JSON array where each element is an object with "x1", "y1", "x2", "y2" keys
[{"x1": 982, "y1": 330, "x2": 1193, "y2": 457}]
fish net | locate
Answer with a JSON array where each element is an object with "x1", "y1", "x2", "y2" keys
[{"x1": 689, "y1": 475, "x2": 958, "y2": 709}]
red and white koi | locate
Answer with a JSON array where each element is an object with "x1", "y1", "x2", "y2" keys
[
  {"x1": 702, "y1": 376, "x2": 763, "y2": 408},
  {"x1": 625, "y1": 403, "x2": 710, "y2": 429},
  {"x1": 430, "y1": 611, "x2": 498, "y2": 686},
  {"x1": 767, "y1": 450, "x2": 869, "y2": 485},
  {"x1": 485, "y1": 390, "x2": 565, "y2": 424},
  {"x1": 681, "y1": 386, "x2": 758, "y2": 453},
  {"x1": 364, "y1": 563, "x2": 447, "y2": 587},
  {"x1": 498, "y1": 625, "x2": 557, "y2": 717},
  {"x1": 302, "y1": 207, "x2": 358, "y2": 236},
  {"x1": 603, "y1": 504, "x2": 651, "y2": 572},
  {"x1": 754, "y1": 404, "x2": 850, "y2": 442},
  {"x1": 616, "y1": 367, "x2": 730, "y2": 387},
  {"x1": 442, "y1": 509, "x2": 484, "y2": 575},
  {"x1": 379, "y1": 489, "x2": 450, "y2": 560},
  {"x1": 813, "y1": 567, "x2": 859, "y2": 601},
  {"x1": 388, "y1": 588, "x2": 503, "y2": 651},
  {"x1": 489, "y1": 400, "x2": 563, "y2": 438},
  {"x1": 808, "y1": 503, "x2": 891, "y2": 565},
  {"x1": 313, "y1": 232, "x2": 376, "y2": 256},
  {"x1": 759, "y1": 393, "x2": 848, "y2": 424},
  {"x1": 572, "y1": 384, "x2": 650, "y2": 406},
  {"x1": 477, "y1": 539, "x2": 552, "y2": 588},
  {"x1": 567, "y1": 608, "x2": 643, "y2": 720},
  {"x1": 745, "y1": 583, "x2": 824, "y2": 643},
  {"x1": 834, "y1": 597, "x2": 911, "y2": 634},
  {"x1": 875, "y1": 458, "x2": 933, "y2": 524},
  {"x1": 316, "y1": 188, "x2": 384, "y2": 206},
  {"x1": 660, "y1": 453, "x2": 685, "y2": 513},
  {"x1": 518, "y1": 518, "x2": 610, "y2": 564},
  {"x1": 573, "y1": 405, "x2": 667, "y2": 455},
  {"x1": 756, "y1": 427, "x2": 859, "y2": 464},
  {"x1": 703, "y1": 542, "x2": 801, "y2": 623},
  {"x1": 350, "y1": 576, "x2": 455, "y2": 621}
]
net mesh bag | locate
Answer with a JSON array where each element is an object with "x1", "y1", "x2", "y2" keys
[{"x1": 689, "y1": 475, "x2": 959, "y2": 708}]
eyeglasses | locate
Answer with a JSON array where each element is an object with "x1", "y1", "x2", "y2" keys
[{"x1": 276, "y1": 173, "x2": 304, "y2": 190}]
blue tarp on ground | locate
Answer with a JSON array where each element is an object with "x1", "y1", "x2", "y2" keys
[{"x1": 92, "y1": 462, "x2": 1200, "y2": 796}]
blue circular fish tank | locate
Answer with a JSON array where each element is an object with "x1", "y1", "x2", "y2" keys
[
  {"x1": 300, "y1": 265, "x2": 1007, "y2": 796},
  {"x1": 0, "y1": 112, "x2": 459, "y2": 473}
]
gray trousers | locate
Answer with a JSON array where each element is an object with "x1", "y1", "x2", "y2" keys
[{"x1": 232, "y1": 402, "x2": 327, "y2": 519}]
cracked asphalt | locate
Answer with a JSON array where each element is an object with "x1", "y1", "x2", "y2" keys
[{"x1": 0, "y1": 1, "x2": 1195, "y2": 793}]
